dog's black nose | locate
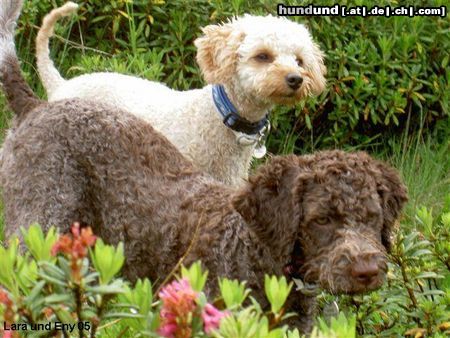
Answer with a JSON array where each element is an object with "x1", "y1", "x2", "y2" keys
[
  {"x1": 351, "y1": 259, "x2": 380, "y2": 286},
  {"x1": 285, "y1": 73, "x2": 303, "y2": 90}
]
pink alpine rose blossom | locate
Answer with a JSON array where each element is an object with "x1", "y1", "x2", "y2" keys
[
  {"x1": 202, "y1": 303, "x2": 229, "y2": 334},
  {"x1": 158, "y1": 279, "x2": 198, "y2": 338}
]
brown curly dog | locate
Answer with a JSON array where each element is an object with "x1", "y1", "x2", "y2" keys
[{"x1": 0, "y1": 2, "x2": 407, "y2": 332}]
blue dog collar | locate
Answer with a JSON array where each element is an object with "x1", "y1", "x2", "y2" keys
[{"x1": 212, "y1": 84, "x2": 268, "y2": 135}]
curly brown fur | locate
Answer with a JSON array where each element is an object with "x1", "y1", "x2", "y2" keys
[{"x1": 0, "y1": 3, "x2": 407, "y2": 332}]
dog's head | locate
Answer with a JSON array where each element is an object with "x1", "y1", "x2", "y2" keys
[
  {"x1": 195, "y1": 15, "x2": 326, "y2": 106},
  {"x1": 232, "y1": 150, "x2": 407, "y2": 295}
]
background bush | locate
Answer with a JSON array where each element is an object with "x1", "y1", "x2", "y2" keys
[{"x1": 9, "y1": 0, "x2": 449, "y2": 152}]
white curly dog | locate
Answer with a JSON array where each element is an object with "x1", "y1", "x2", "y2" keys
[{"x1": 36, "y1": 2, "x2": 326, "y2": 186}]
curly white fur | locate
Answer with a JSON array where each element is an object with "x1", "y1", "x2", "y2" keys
[{"x1": 36, "y1": 3, "x2": 326, "y2": 186}]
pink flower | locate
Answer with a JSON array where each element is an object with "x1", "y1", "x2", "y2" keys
[
  {"x1": 0, "y1": 288, "x2": 14, "y2": 327},
  {"x1": 202, "y1": 303, "x2": 228, "y2": 334},
  {"x1": 0, "y1": 290, "x2": 15, "y2": 337},
  {"x1": 158, "y1": 279, "x2": 198, "y2": 338},
  {"x1": 0, "y1": 289, "x2": 12, "y2": 306},
  {"x1": 158, "y1": 323, "x2": 178, "y2": 337}
]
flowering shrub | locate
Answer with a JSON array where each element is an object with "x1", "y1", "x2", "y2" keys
[
  {"x1": 2, "y1": 198, "x2": 447, "y2": 337},
  {"x1": 0, "y1": 224, "x2": 340, "y2": 338},
  {"x1": 0, "y1": 223, "x2": 126, "y2": 338}
]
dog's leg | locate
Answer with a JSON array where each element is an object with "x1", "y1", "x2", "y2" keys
[
  {"x1": 2, "y1": 145, "x2": 94, "y2": 240},
  {"x1": 283, "y1": 292, "x2": 317, "y2": 334}
]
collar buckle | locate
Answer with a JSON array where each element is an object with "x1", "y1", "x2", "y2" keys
[
  {"x1": 236, "y1": 119, "x2": 270, "y2": 146},
  {"x1": 236, "y1": 119, "x2": 271, "y2": 158},
  {"x1": 292, "y1": 277, "x2": 320, "y2": 296}
]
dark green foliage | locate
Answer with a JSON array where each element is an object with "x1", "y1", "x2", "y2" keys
[
  {"x1": 13, "y1": 0, "x2": 448, "y2": 151},
  {"x1": 271, "y1": 0, "x2": 448, "y2": 152}
]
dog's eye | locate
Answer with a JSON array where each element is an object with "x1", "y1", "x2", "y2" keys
[
  {"x1": 255, "y1": 53, "x2": 272, "y2": 63},
  {"x1": 296, "y1": 58, "x2": 304, "y2": 67},
  {"x1": 315, "y1": 217, "x2": 330, "y2": 226}
]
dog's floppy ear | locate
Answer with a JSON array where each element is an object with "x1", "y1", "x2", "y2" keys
[
  {"x1": 375, "y1": 160, "x2": 408, "y2": 251},
  {"x1": 195, "y1": 22, "x2": 245, "y2": 84},
  {"x1": 231, "y1": 155, "x2": 304, "y2": 240},
  {"x1": 231, "y1": 184, "x2": 258, "y2": 222},
  {"x1": 307, "y1": 42, "x2": 327, "y2": 96}
]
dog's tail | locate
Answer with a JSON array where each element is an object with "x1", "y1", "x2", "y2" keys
[
  {"x1": 0, "y1": 0, "x2": 41, "y2": 119},
  {"x1": 36, "y1": 2, "x2": 78, "y2": 96}
]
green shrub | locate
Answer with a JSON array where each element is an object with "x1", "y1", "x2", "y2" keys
[
  {"x1": 269, "y1": 0, "x2": 449, "y2": 151},
  {"x1": 2, "y1": 200, "x2": 449, "y2": 337},
  {"x1": 0, "y1": 224, "x2": 343, "y2": 337},
  {"x1": 13, "y1": 0, "x2": 449, "y2": 150}
]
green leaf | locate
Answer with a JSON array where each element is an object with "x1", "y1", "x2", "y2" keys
[
  {"x1": 267, "y1": 328, "x2": 286, "y2": 338},
  {"x1": 441, "y1": 212, "x2": 450, "y2": 227},
  {"x1": 181, "y1": 261, "x2": 208, "y2": 292},
  {"x1": 219, "y1": 279, "x2": 249, "y2": 309},
  {"x1": 90, "y1": 240, "x2": 125, "y2": 285},
  {"x1": 103, "y1": 312, "x2": 145, "y2": 319},
  {"x1": 39, "y1": 261, "x2": 66, "y2": 280},
  {"x1": 25, "y1": 280, "x2": 46, "y2": 305},
  {"x1": 44, "y1": 294, "x2": 72, "y2": 304},
  {"x1": 264, "y1": 275, "x2": 292, "y2": 314},
  {"x1": 22, "y1": 224, "x2": 58, "y2": 262},
  {"x1": 305, "y1": 114, "x2": 312, "y2": 130},
  {"x1": 38, "y1": 272, "x2": 68, "y2": 287},
  {"x1": 318, "y1": 312, "x2": 356, "y2": 338},
  {"x1": 52, "y1": 307, "x2": 76, "y2": 324},
  {"x1": 410, "y1": 249, "x2": 433, "y2": 257},
  {"x1": 0, "y1": 240, "x2": 23, "y2": 295},
  {"x1": 86, "y1": 279, "x2": 126, "y2": 295}
]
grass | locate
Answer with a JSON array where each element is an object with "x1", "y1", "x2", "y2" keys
[{"x1": 385, "y1": 133, "x2": 450, "y2": 222}]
